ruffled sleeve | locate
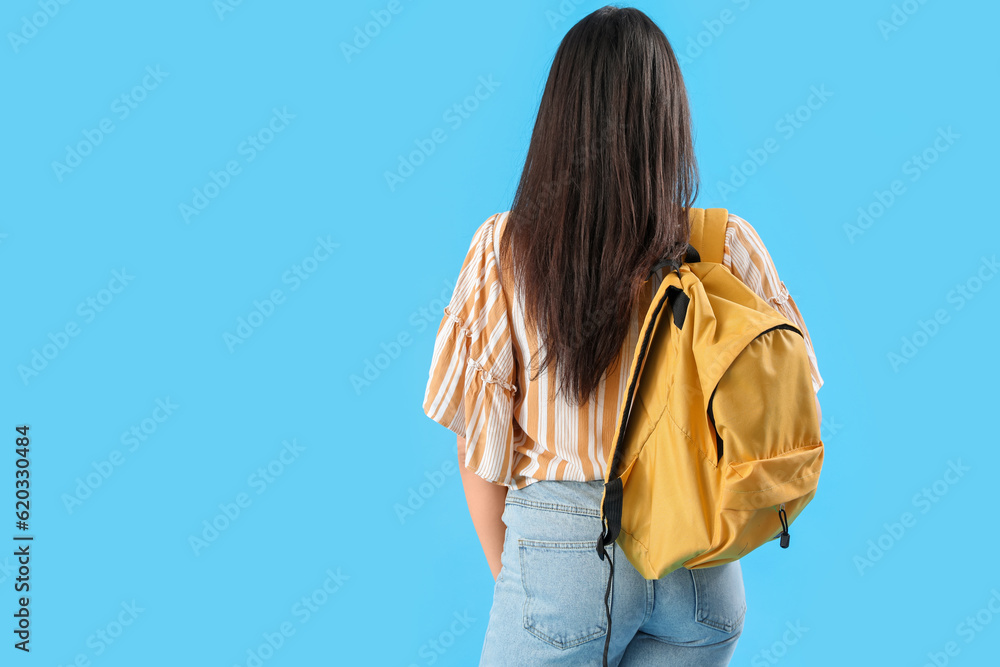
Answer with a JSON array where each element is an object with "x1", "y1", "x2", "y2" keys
[
  {"x1": 422, "y1": 213, "x2": 518, "y2": 486},
  {"x1": 723, "y1": 214, "x2": 825, "y2": 393}
]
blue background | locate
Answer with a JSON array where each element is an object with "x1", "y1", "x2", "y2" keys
[{"x1": 3, "y1": 0, "x2": 998, "y2": 665}]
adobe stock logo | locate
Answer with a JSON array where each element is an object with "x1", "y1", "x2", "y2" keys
[
  {"x1": 62, "y1": 398, "x2": 179, "y2": 514},
  {"x1": 406, "y1": 610, "x2": 477, "y2": 667},
  {"x1": 920, "y1": 589, "x2": 1000, "y2": 667},
  {"x1": 715, "y1": 85, "x2": 833, "y2": 202},
  {"x1": 51, "y1": 66, "x2": 169, "y2": 182},
  {"x1": 340, "y1": 0, "x2": 410, "y2": 63},
  {"x1": 7, "y1": 0, "x2": 73, "y2": 54},
  {"x1": 213, "y1": 0, "x2": 247, "y2": 21},
  {"x1": 394, "y1": 459, "x2": 458, "y2": 524},
  {"x1": 222, "y1": 235, "x2": 338, "y2": 352},
  {"x1": 351, "y1": 278, "x2": 455, "y2": 394},
  {"x1": 17, "y1": 268, "x2": 135, "y2": 386},
  {"x1": 179, "y1": 107, "x2": 295, "y2": 224},
  {"x1": 544, "y1": 0, "x2": 586, "y2": 29},
  {"x1": 188, "y1": 439, "x2": 305, "y2": 556},
  {"x1": 853, "y1": 459, "x2": 969, "y2": 575},
  {"x1": 877, "y1": 0, "x2": 932, "y2": 40},
  {"x1": 887, "y1": 254, "x2": 996, "y2": 372},
  {"x1": 843, "y1": 127, "x2": 959, "y2": 244},
  {"x1": 231, "y1": 566, "x2": 349, "y2": 667},
  {"x1": 749, "y1": 620, "x2": 809, "y2": 667},
  {"x1": 54, "y1": 600, "x2": 144, "y2": 665},
  {"x1": 674, "y1": 0, "x2": 755, "y2": 66},
  {"x1": 384, "y1": 76, "x2": 501, "y2": 192}
]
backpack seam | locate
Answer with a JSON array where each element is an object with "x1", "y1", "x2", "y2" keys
[
  {"x1": 662, "y1": 405, "x2": 720, "y2": 469},
  {"x1": 725, "y1": 443, "x2": 823, "y2": 494},
  {"x1": 725, "y1": 469, "x2": 821, "y2": 495}
]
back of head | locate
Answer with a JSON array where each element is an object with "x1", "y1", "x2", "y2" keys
[{"x1": 500, "y1": 5, "x2": 698, "y2": 407}]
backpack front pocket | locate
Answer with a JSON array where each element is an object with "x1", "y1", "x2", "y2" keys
[
  {"x1": 692, "y1": 443, "x2": 823, "y2": 567},
  {"x1": 720, "y1": 442, "x2": 823, "y2": 511}
]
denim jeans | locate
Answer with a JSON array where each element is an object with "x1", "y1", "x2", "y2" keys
[{"x1": 479, "y1": 479, "x2": 746, "y2": 666}]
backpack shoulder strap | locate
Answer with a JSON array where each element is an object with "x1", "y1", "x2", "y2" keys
[{"x1": 687, "y1": 208, "x2": 729, "y2": 264}]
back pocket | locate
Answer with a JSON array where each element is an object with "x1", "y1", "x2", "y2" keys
[
  {"x1": 519, "y1": 539, "x2": 611, "y2": 649},
  {"x1": 690, "y1": 561, "x2": 746, "y2": 634}
]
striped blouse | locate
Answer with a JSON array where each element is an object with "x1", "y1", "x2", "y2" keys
[{"x1": 422, "y1": 211, "x2": 823, "y2": 491}]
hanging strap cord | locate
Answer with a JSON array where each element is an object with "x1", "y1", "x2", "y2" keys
[{"x1": 597, "y1": 243, "x2": 700, "y2": 667}]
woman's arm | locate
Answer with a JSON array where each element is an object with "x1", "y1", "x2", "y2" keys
[{"x1": 456, "y1": 435, "x2": 508, "y2": 580}]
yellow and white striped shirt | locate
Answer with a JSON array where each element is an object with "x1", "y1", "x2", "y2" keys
[{"x1": 422, "y1": 211, "x2": 823, "y2": 490}]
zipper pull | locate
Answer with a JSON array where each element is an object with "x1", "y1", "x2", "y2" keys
[{"x1": 778, "y1": 503, "x2": 790, "y2": 548}]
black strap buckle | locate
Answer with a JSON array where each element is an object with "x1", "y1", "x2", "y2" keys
[{"x1": 648, "y1": 244, "x2": 702, "y2": 281}]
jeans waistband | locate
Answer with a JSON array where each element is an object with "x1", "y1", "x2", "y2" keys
[{"x1": 505, "y1": 479, "x2": 605, "y2": 518}]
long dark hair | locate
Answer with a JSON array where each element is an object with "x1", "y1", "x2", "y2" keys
[{"x1": 498, "y1": 5, "x2": 698, "y2": 407}]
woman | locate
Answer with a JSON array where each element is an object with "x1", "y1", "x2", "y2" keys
[{"x1": 422, "y1": 6, "x2": 823, "y2": 665}]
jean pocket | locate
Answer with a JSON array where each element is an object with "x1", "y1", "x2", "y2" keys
[
  {"x1": 518, "y1": 538, "x2": 611, "y2": 649},
  {"x1": 689, "y1": 562, "x2": 747, "y2": 634}
]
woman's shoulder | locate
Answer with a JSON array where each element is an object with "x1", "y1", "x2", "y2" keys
[
  {"x1": 449, "y1": 212, "x2": 513, "y2": 302},
  {"x1": 465, "y1": 211, "x2": 510, "y2": 258},
  {"x1": 465, "y1": 211, "x2": 512, "y2": 288},
  {"x1": 722, "y1": 211, "x2": 783, "y2": 266},
  {"x1": 724, "y1": 212, "x2": 764, "y2": 247}
]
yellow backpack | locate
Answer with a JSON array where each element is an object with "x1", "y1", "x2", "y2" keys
[{"x1": 597, "y1": 207, "x2": 824, "y2": 663}]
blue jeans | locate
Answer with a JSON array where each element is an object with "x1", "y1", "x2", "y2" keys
[{"x1": 479, "y1": 479, "x2": 746, "y2": 666}]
